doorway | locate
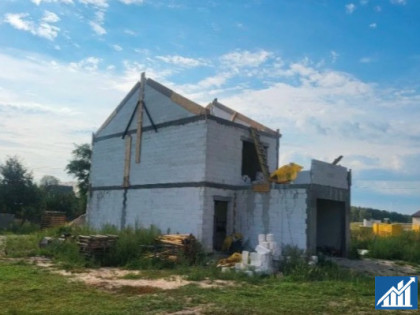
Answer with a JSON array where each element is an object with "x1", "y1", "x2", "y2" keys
[
  {"x1": 316, "y1": 199, "x2": 345, "y2": 256},
  {"x1": 213, "y1": 201, "x2": 228, "y2": 251}
]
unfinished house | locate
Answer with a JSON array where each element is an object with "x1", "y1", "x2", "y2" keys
[{"x1": 87, "y1": 73, "x2": 351, "y2": 256}]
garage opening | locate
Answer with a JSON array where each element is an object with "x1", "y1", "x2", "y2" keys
[
  {"x1": 241, "y1": 140, "x2": 261, "y2": 181},
  {"x1": 213, "y1": 200, "x2": 228, "y2": 251},
  {"x1": 316, "y1": 199, "x2": 345, "y2": 256}
]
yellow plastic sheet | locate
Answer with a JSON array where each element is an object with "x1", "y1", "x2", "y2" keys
[{"x1": 270, "y1": 162, "x2": 303, "y2": 184}]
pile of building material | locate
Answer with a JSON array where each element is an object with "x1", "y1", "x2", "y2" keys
[
  {"x1": 41, "y1": 211, "x2": 66, "y2": 229},
  {"x1": 235, "y1": 233, "x2": 281, "y2": 275},
  {"x1": 155, "y1": 234, "x2": 198, "y2": 263},
  {"x1": 77, "y1": 234, "x2": 118, "y2": 257},
  {"x1": 217, "y1": 252, "x2": 242, "y2": 267}
]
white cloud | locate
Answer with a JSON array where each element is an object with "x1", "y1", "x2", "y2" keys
[
  {"x1": 89, "y1": 21, "x2": 106, "y2": 35},
  {"x1": 69, "y1": 56, "x2": 102, "y2": 71},
  {"x1": 31, "y1": 0, "x2": 73, "y2": 5},
  {"x1": 124, "y1": 29, "x2": 136, "y2": 36},
  {"x1": 4, "y1": 13, "x2": 32, "y2": 32},
  {"x1": 374, "y1": 5, "x2": 382, "y2": 12},
  {"x1": 357, "y1": 180, "x2": 420, "y2": 197},
  {"x1": 360, "y1": 0, "x2": 369, "y2": 5},
  {"x1": 369, "y1": 23, "x2": 377, "y2": 29},
  {"x1": 155, "y1": 55, "x2": 208, "y2": 67},
  {"x1": 390, "y1": 0, "x2": 406, "y2": 5},
  {"x1": 119, "y1": 0, "x2": 144, "y2": 4},
  {"x1": 42, "y1": 11, "x2": 60, "y2": 23},
  {"x1": 360, "y1": 57, "x2": 372, "y2": 63},
  {"x1": 330, "y1": 51, "x2": 339, "y2": 63},
  {"x1": 79, "y1": 0, "x2": 108, "y2": 8},
  {"x1": 220, "y1": 50, "x2": 271, "y2": 69},
  {"x1": 112, "y1": 44, "x2": 123, "y2": 51},
  {"x1": 345, "y1": 3, "x2": 356, "y2": 14},
  {"x1": 4, "y1": 11, "x2": 60, "y2": 41}
]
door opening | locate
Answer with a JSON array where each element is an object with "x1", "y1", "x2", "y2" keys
[
  {"x1": 316, "y1": 199, "x2": 345, "y2": 256},
  {"x1": 213, "y1": 201, "x2": 228, "y2": 251}
]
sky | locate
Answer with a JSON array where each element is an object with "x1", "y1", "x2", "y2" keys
[{"x1": 0, "y1": 0, "x2": 419, "y2": 214}]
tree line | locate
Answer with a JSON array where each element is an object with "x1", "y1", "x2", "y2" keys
[
  {"x1": 351, "y1": 206, "x2": 411, "y2": 223},
  {"x1": 0, "y1": 144, "x2": 91, "y2": 225}
]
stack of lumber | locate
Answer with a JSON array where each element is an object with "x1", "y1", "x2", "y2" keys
[
  {"x1": 155, "y1": 234, "x2": 198, "y2": 264},
  {"x1": 77, "y1": 234, "x2": 118, "y2": 257},
  {"x1": 41, "y1": 211, "x2": 66, "y2": 229},
  {"x1": 157, "y1": 234, "x2": 193, "y2": 246}
]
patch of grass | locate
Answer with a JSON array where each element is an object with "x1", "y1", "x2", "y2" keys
[
  {"x1": 280, "y1": 246, "x2": 368, "y2": 283},
  {"x1": 4, "y1": 234, "x2": 40, "y2": 257},
  {"x1": 366, "y1": 231, "x2": 420, "y2": 264},
  {"x1": 120, "y1": 272, "x2": 143, "y2": 280},
  {"x1": 0, "y1": 260, "x2": 379, "y2": 315},
  {"x1": 0, "y1": 221, "x2": 41, "y2": 235},
  {"x1": 114, "y1": 285, "x2": 162, "y2": 295},
  {"x1": 351, "y1": 229, "x2": 420, "y2": 264}
]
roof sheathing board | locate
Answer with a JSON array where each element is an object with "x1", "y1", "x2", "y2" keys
[{"x1": 207, "y1": 101, "x2": 279, "y2": 136}]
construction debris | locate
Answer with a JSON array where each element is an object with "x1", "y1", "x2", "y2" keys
[
  {"x1": 155, "y1": 234, "x2": 199, "y2": 264},
  {"x1": 217, "y1": 252, "x2": 242, "y2": 267},
  {"x1": 235, "y1": 233, "x2": 281, "y2": 275},
  {"x1": 77, "y1": 234, "x2": 119, "y2": 257}
]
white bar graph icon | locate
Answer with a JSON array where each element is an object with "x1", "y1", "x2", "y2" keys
[{"x1": 377, "y1": 277, "x2": 415, "y2": 308}]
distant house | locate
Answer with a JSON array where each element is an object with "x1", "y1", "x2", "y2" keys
[
  {"x1": 87, "y1": 73, "x2": 351, "y2": 255},
  {"x1": 411, "y1": 210, "x2": 420, "y2": 226}
]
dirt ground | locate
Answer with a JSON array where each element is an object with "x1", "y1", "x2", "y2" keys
[
  {"x1": 29, "y1": 256, "x2": 235, "y2": 292},
  {"x1": 331, "y1": 257, "x2": 420, "y2": 277}
]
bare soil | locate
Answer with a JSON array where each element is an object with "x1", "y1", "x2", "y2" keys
[{"x1": 29, "y1": 256, "x2": 235, "y2": 292}]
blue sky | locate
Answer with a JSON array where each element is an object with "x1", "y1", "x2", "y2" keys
[{"x1": 0, "y1": 0, "x2": 419, "y2": 214}]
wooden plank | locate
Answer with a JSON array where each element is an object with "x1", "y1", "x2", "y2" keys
[
  {"x1": 170, "y1": 92, "x2": 206, "y2": 115},
  {"x1": 135, "y1": 72, "x2": 146, "y2": 163},
  {"x1": 123, "y1": 135, "x2": 132, "y2": 187}
]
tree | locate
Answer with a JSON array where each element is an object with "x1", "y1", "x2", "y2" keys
[
  {"x1": 40, "y1": 175, "x2": 60, "y2": 187},
  {"x1": 0, "y1": 156, "x2": 43, "y2": 222},
  {"x1": 65, "y1": 143, "x2": 92, "y2": 210}
]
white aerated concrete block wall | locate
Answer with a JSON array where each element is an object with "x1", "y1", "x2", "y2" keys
[
  {"x1": 90, "y1": 121, "x2": 207, "y2": 187},
  {"x1": 87, "y1": 190, "x2": 126, "y2": 229},
  {"x1": 311, "y1": 159, "x2": 348, "y2": 189},
  {"x1": 90, "y1": 137, "x2": 126, "y2": 187},
  {"x1": 88, "y1": 187, "x2": 205, "y2": 239},
  {"x1": 205, "y1": 120, "x2": 278, "y2": 186},
  {"x1": 129, "y1": 121, "x2": 207, "y2": 185},
  {"x1": 125, "y1": 187, "x2": 204, "y2": 239},
  {"x1": 235, "y1": 188, "x2": 307, "y2": 251}
]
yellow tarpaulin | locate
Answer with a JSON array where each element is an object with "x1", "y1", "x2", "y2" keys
[{"x1": 270, "y1": 163, "x2": 303, "y2": 184}]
